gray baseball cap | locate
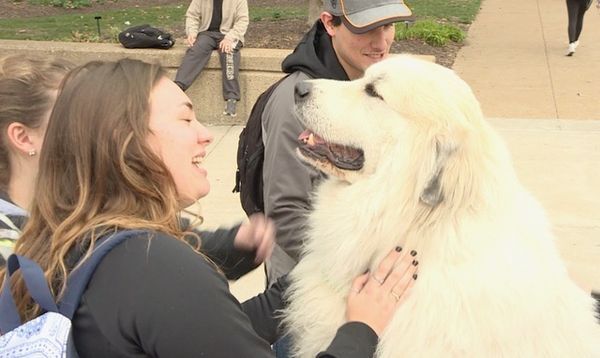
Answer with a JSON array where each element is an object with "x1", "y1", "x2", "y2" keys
[{"x1": 323, "y1": 0, "x2": 413, "y2": 34}]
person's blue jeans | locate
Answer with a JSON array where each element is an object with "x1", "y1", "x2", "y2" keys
[{"x1": 273, "y1": 335, "x2": 292, "y2": 358}]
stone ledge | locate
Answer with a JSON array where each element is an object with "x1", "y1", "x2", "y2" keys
[
  {"x1": 1, "y1": 39, "x2": 290, "y2": 125},
  {"x1": 0, "y1": 39, "x2": 435, "y2": 125},
  {"x1": 0, "y1": 39, "x2": 291, "y2": 71}
]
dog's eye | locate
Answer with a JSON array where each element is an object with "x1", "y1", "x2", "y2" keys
[{"x1": 365, "y1": 83, "x2": 383, "y2": 100}]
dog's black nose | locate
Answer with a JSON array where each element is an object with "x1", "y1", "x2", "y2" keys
[{"x1": 294, "y1": 81, "x2": 312, "y2": 102}]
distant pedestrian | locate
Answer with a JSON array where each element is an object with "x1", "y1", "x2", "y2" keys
[
  {"x1": 565, "y1": 0, "x2": 593, "y2": 56},
  {"x1": 175, "y1": 0, "x2": 248, "y2": 117}
]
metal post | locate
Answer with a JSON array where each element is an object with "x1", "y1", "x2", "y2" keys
[{"x1": 94, "y1": 16, "x2": 102, "y2": 38}]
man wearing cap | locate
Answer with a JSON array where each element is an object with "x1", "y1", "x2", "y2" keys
[{"x1": 262, "y1": 0, "x2": 412, "y2": 287}]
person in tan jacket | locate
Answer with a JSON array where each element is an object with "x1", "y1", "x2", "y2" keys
[{"x1": 174, "y1": 0, "x2": 249, "y2": 116}]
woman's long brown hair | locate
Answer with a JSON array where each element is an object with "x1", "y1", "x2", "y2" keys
[{"x1": 1, "y1": 59, "x2": 192, "y2": 320}]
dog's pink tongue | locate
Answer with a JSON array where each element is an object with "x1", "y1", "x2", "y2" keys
[
  {"x1": 299, "y1": 129, "x2": 312, "y2": 141},
  {"x1": 298, "y1": 130, "x2": 326, "y2": 146}
]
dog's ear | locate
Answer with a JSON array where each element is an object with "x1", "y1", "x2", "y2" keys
[{"x1": 419, "y1": 140, "x2": 457, "y2": 207}]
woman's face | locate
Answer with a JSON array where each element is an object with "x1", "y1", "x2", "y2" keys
[{"x1": 146, "y1": 77, "x2": 214, "y2": 207}]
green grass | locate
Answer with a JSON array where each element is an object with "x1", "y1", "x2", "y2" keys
[
  {"x1": 0, "y1": 1, "x2": 479, "y2": 46},
  {"x1": 28, "y1": 0, "x2": 93, "y2": 9},
  {"x1": 0, "y1": 5, "x2": 306, "y2": 42},
  {"x1": 396, "y1": 20, "x2": 465, "y2": 47},
  {"x1": 249, "y1": 6, "x2": 306, "y2": 22},
  {"x1": 0, "y1": 6, "x2": 186, "y2": 42},
  {"x1": 406, "y1": 0, "x2": 482, "y2": 24},
  {"x1": 400, "y1": 0, "x2": 481, "y2": 46}
]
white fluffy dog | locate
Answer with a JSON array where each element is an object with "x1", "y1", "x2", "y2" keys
[{"x1": 283, "y1": 55, "x2": 600, "y2": 357}]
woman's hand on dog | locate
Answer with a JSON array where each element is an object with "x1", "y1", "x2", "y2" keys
[
  {"x1": 234, "y1": 213, "x2": 275, "y2": 264},
  {"x1": 346, "y1": 247, "x2": 418, "y2": 336}
]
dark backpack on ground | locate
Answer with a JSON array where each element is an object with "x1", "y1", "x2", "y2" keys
[
  {"x1": 0, "y1": 230, "x2": 145, "y2": 356},
  {"x1": 118, "y1": 24, "x2": 175, "y2": 49},
  {"x1": 233, "y1": 75, "x2": 290, "y2": 216}
]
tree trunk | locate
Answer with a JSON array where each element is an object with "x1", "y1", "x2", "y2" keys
[{"x1": 307, "y1": 0, "x2": 323, "y2": 26}]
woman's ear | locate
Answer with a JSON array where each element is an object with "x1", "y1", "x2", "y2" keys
[
  {"x1": 6, "y1": 122, "x2": 38, "y2": 155},
  {"x1": 320, "y1": 12, "x2": 337, "y2": 36}
]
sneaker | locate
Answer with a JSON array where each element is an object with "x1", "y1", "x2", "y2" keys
[
  {"x1": 224, "y1": 99, "x2": 237, "y2": 117},
  {"x1": 567, "y1": 43, "x2": 576, "y2": 56},
  {"x1": 573, "y1": 40, "x2": 579, "y2": 49}
]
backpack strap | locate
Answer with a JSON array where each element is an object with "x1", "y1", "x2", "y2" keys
[
  {"x1": 58, "y1": 230, "x2": 147, "y2": 319},
  {"x1": 0, "y1": 254, "x2": 58, "y2": 334},
  {"x1": 233, "y1": 74, "x2": 291, "y2": 215},
  {"x1": 0, "y1": 213, "x2": 21, "y2": 233},
  {"x1": 0, "y1": 229, "x2": 147, "y2": 334}
]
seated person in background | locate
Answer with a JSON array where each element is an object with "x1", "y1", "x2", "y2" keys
[
  {"x1": 175, "y1": 0, "x2": 248, "y2": 117},
  {"x1": 0, "y1": 55, "x2": 74, "y2": 265},
  {"x1": 1, "y1": 59, "x2": 417, "y2": 357}
]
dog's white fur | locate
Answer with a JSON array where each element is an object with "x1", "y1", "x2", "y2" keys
[{"x1": 283, "y1": 55, "x2": 600, "y2": 357}]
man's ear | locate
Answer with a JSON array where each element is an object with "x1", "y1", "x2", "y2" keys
[
  {"x1": 320, "y1": 12, "x2": 337, "y2": 36},
  {"x1": 419, "y1": 140, "x2": 457, "y2": 207},
  {"x1": 6, "y1": 122, "x2": 36, "y2": 155}
]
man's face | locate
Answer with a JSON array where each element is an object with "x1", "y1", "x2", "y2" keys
[{"x1": 323, "y1": 14, "x2": 395, "y2": 80}]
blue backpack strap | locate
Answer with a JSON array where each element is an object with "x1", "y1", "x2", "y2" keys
[
  {"x1": 58, "y1": 230, "x2": 148, "y2": 319},
  {"x1": 0, "y1": 254, "x2": 58, "y2": 334}
]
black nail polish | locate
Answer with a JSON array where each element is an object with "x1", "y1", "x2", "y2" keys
[
  {"x1": 412, "y1": 260, "x2": 418, "y2": 266},
  {"x1": 395, "y1": 246, "x2": 402, "y2": 252},
  {"x1": 410, "y1": 250, "x2": 417, "y2": 256},
  {"x1": 412, "y1": 273, "x2": 418, "y2": 280}
]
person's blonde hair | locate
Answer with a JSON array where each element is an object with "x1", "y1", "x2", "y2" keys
[
  {"x1": 2, "y1": 59, "x2": 195, "y2": 320},
  {"x1": 0, "y1": 54, "x2": 74, "y2": 192}
]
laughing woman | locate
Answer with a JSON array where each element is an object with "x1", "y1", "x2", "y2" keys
[
  {"x1": 1, "y1": 59, "x2": 417, "y2": 357},
  {"x1": 0, "y1": 54, "x2": 266, "y2": 277}
]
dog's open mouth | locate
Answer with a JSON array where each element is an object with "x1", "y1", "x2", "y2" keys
[{"x1": 298, "y1": 130, "x2": 364, "y2": 170}]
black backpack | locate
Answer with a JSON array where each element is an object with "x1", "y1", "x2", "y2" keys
[
  {"x1": 118, "y1": 24, "x2": 175, "y2": 49},
  {"x1": 233, "y1": 75, "x2": 290, "y2": 216}
]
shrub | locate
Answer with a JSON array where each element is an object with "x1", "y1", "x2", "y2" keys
[{"x1": 396, "y1": 20, "x2": 465, "y2": 47}]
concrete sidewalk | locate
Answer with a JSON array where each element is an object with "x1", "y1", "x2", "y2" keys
[
  {"x1": 199, "y1": 120, "x2": 600, "y2": 302},
  {"x1": 454, "y1": 0, "x2": 600, "y2": 119}
]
